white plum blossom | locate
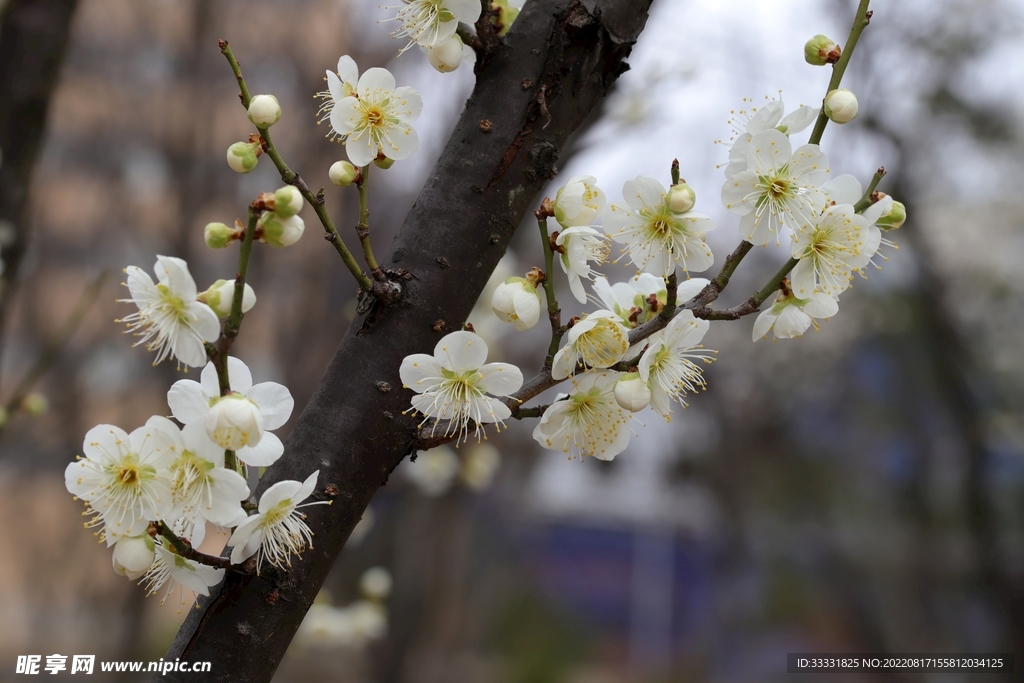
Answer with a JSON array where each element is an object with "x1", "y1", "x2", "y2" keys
[
  {"x1": 789, "y1": 203, "x2": 869, "y2": 298},
  {"x1": 65, "y1": 418, "x2": 178, "y2": 544},
  {"x1": 721, "y1": 129, "x2": 830, "y2": 246},
  {"x1": 459, "y1": 443, "x2": 501, "y2": 491},
  {"x1": 638, "y1": 310, "x2": 714, "y2": 421},
  {"x1": 721, "y1": 97, "x2": 818, "y2": 177},
  {"x1": 604, "y1": 176, "x2": 716, "y2": 276},
  {"x1": 613, "y1": 372, "x2": 651, "y2": 412},
  {"x1": 491, "y1": 277, "x2": 542, "y2": 330},
  {"x1": 592, "y1": 274, "x2": 709, "y2": 328},
  {"x1": 555, "y1": 226, "x2": 611, "y2": 303},
  {"x1": 228, "y1": 471, "x2": 328, "y2": 574},
  {"x1": 142, "y1": 541, "x2": 225, "y2": 606},
  {"x1": 330, "y1": 68, "x2": 422, "y2": 167},
  {"x1": 532, "y1": 371, "x2": 632, "y2": 461},
  {"x1": 400, "y1": 331, "x2": 523, "y2": 441},
  {"x1": 405, "y1": 446, "x2": 459, "y2": 496},
  {"x1": 167, "y1": 357, "x2": 295, "y2": 467},
  {"x1": 112, "y1": 534, "x2": 156, "y2": 580},
  {"x1": 752, "y1": 285, "x2": 839, "y2": 341},
  {"x1": 824, "y1": 88, "x2": 859, "y2": 124},
  {"x1": 553, "y1": 175, "x2": 605, "y2": 229},
  {"x1": 822, "y1": 174, "x2": 896, "y2": 271},
  {"x1": 119, "y1": 256, "x2": 220, "y2": 368},
  {"x1": 424, "y1": 34, "x2": 469, "y2": 73},
  {"x1": 317, "y1": 55, "x2": 359, "y2": 134},
  {"x1": 551, "y1": 310, "x2": 631, "y2": 380},
  {"x1": 386, "y1": 0, "x2": 482, "y2": 52}
]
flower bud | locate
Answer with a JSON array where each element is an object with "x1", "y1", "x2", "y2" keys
[
  {"x1": 112, "y1": 534, "x2": 155, "y2": 578},
  {"x1": 329, "y1": 160, "x2": 359, "y2": 187},
  {"x1": 360, "y1": 567, "x2": 393, "y2": 600},
  {"x1": 205, "y1": 394, "x2": 264, "y2": 450},
  {"x1": 553, "y1": 175, "x2": 605, "y2": 228},
  {"x1": 204, "y1": 222, "x2": 237, "y2": 249},
  {"x1": 427, "y1": 34, "x2": 464, "y2": 73},
  {"x1": 804, "y1": 34, "x2": 840, "y2": 65},
  {"x1": 824, "y1": 89, "x2": 858, "y2": 124},
  {"x1": 668, "y1": 183, "x2": 696, "y2": 213},
  {"x1": 257, "y1": 212, "x2": 305, "y2": 248},
  {"x1": 226, "y1": 141, "x2": 259, "y2": 174},
  {"x1": 247, "y1": 94, "x2": 281, "y2": 127},
  {"x1": 273, "y1": 185, "x2": 303, "y2": 218},
  {"x1": 876, "y1": 200, "x2": 906, "y2": 230},
  {"x1": 613, "y1": 372, "x2": 651, "y2": 412},
  {"x1": 492, "y1": 0, "x2": 521, "y2": 36},
  {"x1": 492, "y1": 277, "x2": 542, "y2": 331},
  {"x1": 202, "y1": 279, "x2": 256, "y2": 318},
  {"x1": 21, "y1": 392, "x2": 48, "y2": 416},
  {"x1": 373, "y1": 156, "x2": 396, "y2": 170}
]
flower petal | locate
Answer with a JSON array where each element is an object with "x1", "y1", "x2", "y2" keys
[
  {"x1": 434, "y1": 331, "x2": 488, "y2": 372},
  {"x1": 622, "y1": 176, "x2": 665, "y2": 211},
  {"x1": 357, "y1": 67, "x2": 396, "y2": 98},
  {"x1": 226, "y1": 356, "x2": 253, "y2": 394},
  {"x1": 168, "y1": 379, "x2": 209, "y2": 424},
  {"x1": 258, "y1": 478, "x2": 303, "y2": 513},
  {"x1": 746, "y1": 128, "x2": 792, "y2": 175},
  {"x1": 400, "y1": 354, "x2": 444, "y2": 392},
  {"x1": 476, "y1": 362, "x2": 523, "y2": 396},
  {"x1": 247, "y1": 382, "x2": 294, "y2": 431},
  {"x1": 779, "y1": 104, "x2": 818, "y2": 134},
  {"x1": 237, "y1": 432, "x2": 284, "y2": 467}
]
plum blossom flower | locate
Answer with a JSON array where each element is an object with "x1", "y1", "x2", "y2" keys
[
  {"x1": 491, "y1": 277, "x2": 542, "y2": 330},
  {"x1": 228, "y1": 471, "x2": 328, "y2": 574},
  {"x1": 532, "y1": 371, "x2": 632, "y2": 461},
  {"x1": 65, "y1": 418, "x2": 178, "y2": 544},
  {"x1": 721, "y1": 97, "x2": 818, "y2": 177},
  {"x1": 592, "y1": 274, "x2": 710, "y2": 328},
  {"x1": 330, "y1": 68, "x2": 422, "y2": 167},
  {"x1": 142, "y1": 540, "x2": 225, "y2": 606},
  {"x1": 638, "y1": 310, "x2": 715, "y2": 421},
  {"x1": 167, "y1": 357, "x2": 294, "y2": 467},
  {"x1": 112, "y1": 534, "x2": 156, "y2": 580},
  {"x1": 400, "y1": 331, "x2": 523, "y2": 441},
  {"x1": 789, "y1": 203, "x2": 868, "y2": 298},
  {"x1": 822, "y1": 174, "x2": 896, "y2": 271},
  {"x1": 316, "y1": 55, "x2": 359, "y2": 135},
  {"x1": 551, "y1": 310, "x2": 631, "y2": 380},
  {"x1": 604, "y1": 176, "x2": 716, "y2": 276},
  {"x1": 555, "y1": 226, "x2": 611, "y2": 303},
  {"x1": 752, "y1": 283, "x2": 839, "y2": 341},
  {"x1": 721, "y1": 129, "x2": 830, "y2": 246},
  {"x1": 385, "y1": 0, "x2": 481, "y2": 52},
  {"x1": 119, "y1": 256, "x2": 220, "y2": 368},
  {"x1": 553, "y1": 175, "x2": 606, "y2": 229}
]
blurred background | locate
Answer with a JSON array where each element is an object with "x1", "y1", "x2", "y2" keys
[{"x1": 1, "y1": 0, "x2": 1023, "y2": 681}]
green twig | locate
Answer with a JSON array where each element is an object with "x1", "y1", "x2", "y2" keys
[
  {"x1": 355, "y1": 165, "x2": 382, "y2": 277},
  {"x1": 536, "y1": 214, "x2": 564, "y2": 369},
  {"x1": 853, "y1": 166, "x2": 887, "y2": 213},
  {"x1": 156, "y1": 521, "x2": 232, "y2": 570},
  {"x1": 808, "y1": 0, "x2": 873, "y2": 145}
]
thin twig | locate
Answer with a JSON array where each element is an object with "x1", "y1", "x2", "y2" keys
[
  {"x1": 536, "y1": 213, "x2": 563, "y2": 369},
  {"x1": 156, "y1": 521, "x2": 233, "y2": 570},
  {"x1": 354, "y1": 165, "x2": 383, "y2": 279},
  {"x1": 853, "y1": 166, "x2": 887, "y2": 212}
]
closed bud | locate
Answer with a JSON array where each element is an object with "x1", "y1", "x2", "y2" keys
[
  {"x1": 824, "y1": 88, "x2": 859, "y2": 124},
  {"x1": 204, "y1": 222, "x2": 237, "y2": 249},
  {"x1": 373, "y1": 156, "x2": 396, "y2": 170},
  {"x1": 427, "y1": 34, "x2": 464, "y2": 73},
  {"x1": 492, "y1": 0, "x2": 521, "y2": 36},
  {"x1": 273, "y1": 185, "x2": 303, "y2": 218},
  {"x1": 668, "y1": 183, "x2": 696, "y2": 213},
  {"x1": 21, "y1": 392, "x2": 48, "y2": 416},
  {"x1": 877, "y1": 200, "x2": 906, "y2": 230},
  {"x1": 804, "y1": 34, "x2": 840, "y2": 65},
  {"x1": 226, "y1": 141, "x2": 260, "y2": 174},
  {"x1": 492, "y1": 277, "x2": 542, "y2": 331},
  {"x1": 201, "y1": 279, "x2": 256, "y2": 318},
  {"x1": 247, "y1": 94, "x2": 281, "y2": 127},
  {"x1": 613, "y1": 372, "x2": 651, "y2": 412},
  {"x1": 112, "y1": 534, "x2": 156, "y2": 578},
  {"x1": 329, "y1": 160, "x2": 359, "y2": 186},
  {"x1": 257, "y1": 212, "x2": 305, "y2": 247},
  {"x1": 553, "y1": 175, "x2": 605, "y2": 228},
  {"x1": 205, "y1": 394, "x2": 263, "y2": 450}
]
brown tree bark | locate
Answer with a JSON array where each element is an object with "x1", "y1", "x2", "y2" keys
[{"x1": 160, "y1": 1, "x2": 655, "y2": 680}]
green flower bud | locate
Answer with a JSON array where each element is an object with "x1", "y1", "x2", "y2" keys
[
  {"x1": 668, "y1": 183, "x2": 696, "y2": 213},
  {"x1": 22, "y1": 392, "x2": 48, "y2": 416},
  {"x1": 824, "y1": 88, "x2": 859, "y2": 124},
  {"x1": 804, "y1": 34, "x2": 840, "y2": 65},
  {"x1": 201, "y1": 279, "x2": 256, "y2": 318},
  {"x1": 226, "y1": 141, "x2": 259, "y2": 174},
  {"x1": 877, "y1": 200, "x2": 906, "y2": 231},
  {"x1": 373, "y1": 156, "x2": 396, "y2": 170},
  {"x1": 247, "y1": 94, "x2": 281, "y2": 127},
  {"x1": 204, "y1": 222, "x2": 236, "y2": 249},
  {"x1": 258, "y1": 212, "x2": 305, "y2": 247},
  {"x1": 273, "y1": 185, "x2": 303, "y2": 218},
  {"x1": 329, "y1": 160, "x2": 359, "y2": 187},
  {"x1": 492, "y1": 0, "x2": 520, "y2": 36}
]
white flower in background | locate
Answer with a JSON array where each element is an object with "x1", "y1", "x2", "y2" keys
[
  {"x1": 721, "y1": 97, "x2": 818, "y2": 177},
  {"x1": 142, "y1": 541, "x2": 225, "y2": 606},
  {"x1": 555, "y1": 226, "x2": 611, "y2": 303},
  {"x1": 229, "y1": 471, "x2": 328, "y2": 574},
  {"x1": 553, "y1": 175, "x2": 606, "y2": 229},
  {"x1": 360, "y1": 567, "x2": 393, "y2": 600},
  {"x1": 316, "y1": 55, "x2": 359, "y2": 135},
  {"x1": 200, "y1": 280, "x2": 256, "y2": 319},
  {"x1": 752, "y1": 285, "x2": 839, "y2": 341},
  {"x1": 64, "y1": 418, "x2": 178, "y2": 544},
  {"x1": 604, "y1": 176, "x2": 716, "y2": 276},
  {"x1": 112, "y1": 534, "x2": 156, "y2": 580},
  {"x1": 399, "y1": 331, "x2": 523, "y2": 441},
  {"x1": 460, "y1": 443, "x2": 501, "y2": 491},
  {"x1": 613, "y1": 372, "x2": 651, "y2": 412},
  {"x1": 721, "y1": 129, "x2": 830, "y2": 246},
  {"x1": 789, "y1": 203, "x2": 868, "y2": 298},
  {"x1": 551, "y1": 310, "x2": 630, "y2": 380},
  {"x1": 346, "y1": 600, "x2": 388, "y2": 639},
  {"x1": 532, "y1": 371, "x2": 632, "y2": 461},
  {"x1": 330, "y1": 68, "x2": 422, "y2": 167},
  {"x1": 119, "y1": 256, "x2": 220, "y2": 368},
  {"x1": 296, "y1": 603, "x2": 358, "y2": 649},
  {"x1": 386, "y1": 0, "x2": 482, "y2": 52},
  {"x1": 167, "y1": 357, "x2": 294, "y2": 467},
  {"x1": 491, "y1": 277, "x2": 542, "y2": 330},
  {"x1": 405, "y1": 446, "x2": 459, "y2": 496},
  {"x1": 638, "y1": 310, "x2": 714, "y2": 421}
]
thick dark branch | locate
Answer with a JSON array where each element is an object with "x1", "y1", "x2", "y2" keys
[{"x1": 161, "y1": 2, "x2": 653, "y2": 680}]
